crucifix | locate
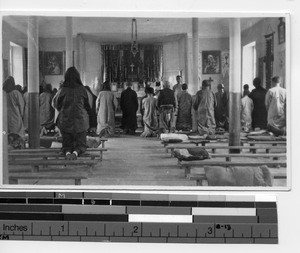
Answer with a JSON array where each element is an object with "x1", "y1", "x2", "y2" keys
[{"x1": 130, "y1": 63, "x2": 135, "y2": 73}]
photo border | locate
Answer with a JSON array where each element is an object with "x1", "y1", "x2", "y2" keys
[{"x1": 0, "y1": 11, "x2": 291, "y2": 192}]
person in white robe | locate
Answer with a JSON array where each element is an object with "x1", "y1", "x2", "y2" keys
[
  {"x1": 141, "y1": 87, "x2": 158, "y2": 137},
  {"x1": 40, "y1": 83, "x2": 55, "y2": 134},
  {"x1": 265, "y1": 76, "x2": 287, "y2": 136},
  {"x1": 2, "y1": 76, "x2": 25, "y2": 139},
  {"x1": 241, "y1": 84, "x2": 253, "y2": 132},
  {"x1": 96, "y1": 81, "x2": 118, "y2": 137}
]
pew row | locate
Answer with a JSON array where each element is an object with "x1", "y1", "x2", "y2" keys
[
  {"x1": 178, "y1": 159, "x2": 287, "y2": 178},
  {"x1": 168, "y1": 145, "x2": 286, "y2": 157},
  {"x1": 9, "y1": 147, "x2": 107, "y2": 160},
  {"x1": 9, "y1": 171, "x2": 90, "y2": 185},
  {"x1": 187, "y1": 167, "x2": 287, "y2": 186}
]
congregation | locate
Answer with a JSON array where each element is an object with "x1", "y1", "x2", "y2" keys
[{"x1": 3, "y1": 67, "x2": 287, "y2": 160}]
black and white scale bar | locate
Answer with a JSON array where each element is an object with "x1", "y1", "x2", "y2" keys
[{"x1": 0, "y1": 220, "x2": 278, "y2": 244}]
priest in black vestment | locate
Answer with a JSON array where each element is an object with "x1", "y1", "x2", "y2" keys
[{"x1": 120, "y1": 81, "x2": 139, "y2": 135}]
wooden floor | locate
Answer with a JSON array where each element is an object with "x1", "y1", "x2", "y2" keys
[{"x1": 12, "y1": 133, "x2": 287, "y2": 187}]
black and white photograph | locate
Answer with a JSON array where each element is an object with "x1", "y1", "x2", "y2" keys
[{"x1": 1, "y1": 14, "x2": 289, "y2": 189}]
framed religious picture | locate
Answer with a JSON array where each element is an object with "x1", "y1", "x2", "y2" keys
[
  {"x1": 43, "y1": 51, "x2": 64, "y2": 75},
  {"x1": 202, "y1": 50, "x2": 221, "y2": 74},
  {"x1": 278, "y1": 17, "x2": 285, "y2": 44}
]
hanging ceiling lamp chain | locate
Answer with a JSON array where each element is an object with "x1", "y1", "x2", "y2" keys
[{"x1": 131, "y1": 18, "x2": 138, "y2": 56}]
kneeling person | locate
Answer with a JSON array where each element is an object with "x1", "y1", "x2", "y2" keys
[{"x1": 54, "y1": 67, "x2": 92, "y2": 160}]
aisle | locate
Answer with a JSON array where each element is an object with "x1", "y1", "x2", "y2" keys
[{"x1": 84, "y1": 135, "x2": 196, "y2": 186}]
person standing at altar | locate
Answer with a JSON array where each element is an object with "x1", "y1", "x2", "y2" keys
[
  {"x1": 120, "y1": 81, "x2": 139, "y2": 135},
  {"x1": 173, "y1": 75, "x2": 182, "y2": 95}
]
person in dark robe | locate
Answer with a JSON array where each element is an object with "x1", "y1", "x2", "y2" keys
[
  {"x1": 176, "y1": 83, "x2": 192, "y2": 131},
  {"x1": 85, "y1": 85, "x2": 98, "y2": 136},
  {"x1": 96, "y1": 81, "x2": 118, "y2": 137},
  {"x1": 215, "y1": 83, "x2": 229, "y2": 131},
  {"x1": 3, "y1": 76, "x2": 25, "y2": 140},
  {"x1": 53, "y1": 67, "x2": 92, "y2": 160},
  {"x1": 193, "y1": 79, "x2": 217, "y2": 135},
  {"x1": 157, "y1": 80, "x2": 177, "y2": 133},
  {"x1": 120, "y1": 81, "x2": 138, "y2": 135},
  {"x1": 248, "y1": 77, "x2": 268, "y2": 130},
  {"x1": 40, "y1": 83, "x2": 55, "y2": 135}
]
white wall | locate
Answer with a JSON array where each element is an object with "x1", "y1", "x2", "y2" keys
[
  {"x1": 84, "y1": 41, "x2": 101, "y2": 95},
  {"x1": 242, "y1": 17, "x2": 286, "y2": 88},
  {"x1": 10, "y1": 44, "x2": 23, "y2": 86},
  {"x1": 162, "y1": 40, "x2": 181, "y2": 86}
]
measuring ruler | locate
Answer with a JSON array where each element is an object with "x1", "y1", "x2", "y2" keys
[{"x1": 0, "y1": 192, "x2": 278, "y2": 244}]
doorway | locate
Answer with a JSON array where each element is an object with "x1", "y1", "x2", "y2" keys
[
  {"x1": 242, "y1": 41, "x2": 256, "y2": 91},
  {"x1": 9, "y1": 42, "x2": 24, "y2": 87}
]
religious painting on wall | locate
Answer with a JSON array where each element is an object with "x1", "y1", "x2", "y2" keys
[
  {"x1": 202, "y1": 50, "x2": 221, "y2": 74},
  {"x1": 43, "y1": 51, "x2": 64, "y2": 75}
]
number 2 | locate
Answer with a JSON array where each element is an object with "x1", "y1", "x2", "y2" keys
[{"x1": 133, "y1": 226, "x2": 138, "y2": 233}]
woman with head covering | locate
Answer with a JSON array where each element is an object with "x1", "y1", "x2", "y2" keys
[
  {"x1": 40, "y1": 83, "x2": 55, "y2": 135},
  {"x1": 53, "y1": 67, "x2": 92, "y2": 160},
  {"x1": 141, "y1": 87, "x2": 158, "y2": 137},
  {"x1": 96, "y1": 81, "x2": 118, "y2": 138},
  {"x1": 248, "y1": 77, "x2": 268, "y2": 130},
  {"x1": 2, "y1": 76, "x2": 25, "y2": 140}
]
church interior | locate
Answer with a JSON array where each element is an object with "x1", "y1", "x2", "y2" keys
[{"x1": 1, "y1": 15, "x2": 288, "y2": 188}]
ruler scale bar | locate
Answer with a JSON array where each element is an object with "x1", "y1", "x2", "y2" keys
[{"x1": 0, "y1": 193, "x2": 278, "y2": 244}]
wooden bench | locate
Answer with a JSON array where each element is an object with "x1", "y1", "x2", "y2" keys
[
  {"x1": 179, "y1": 160, "x2": 287, "y2": 178},
  {"x1": 169, "y1": 145, "x2": 286, "y2": 157},
  {"x1": 9, "y1": 147, "x2": 107, "y2": 160},
  {"x1": 9, "y1": 171, "x2": 89, "y2": 185},
  {"x1": 162, "y1": 140, "x2": 211, "y2": 151},
  {"x1": 8, "y1": 159, "x2": 99, "y2": 172},
  {"x1": 187, "y1": 167, "x2": 287, "y2": 186},
  {"x1": 27, "y1": 136, "x2": 108, "y2": 148},
  {"x1": 241, "y1": 140, "x2": 286, "y2": 153},
  {"x1": 209, "y1": 153, "x2": 286, "y2": 161}
]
